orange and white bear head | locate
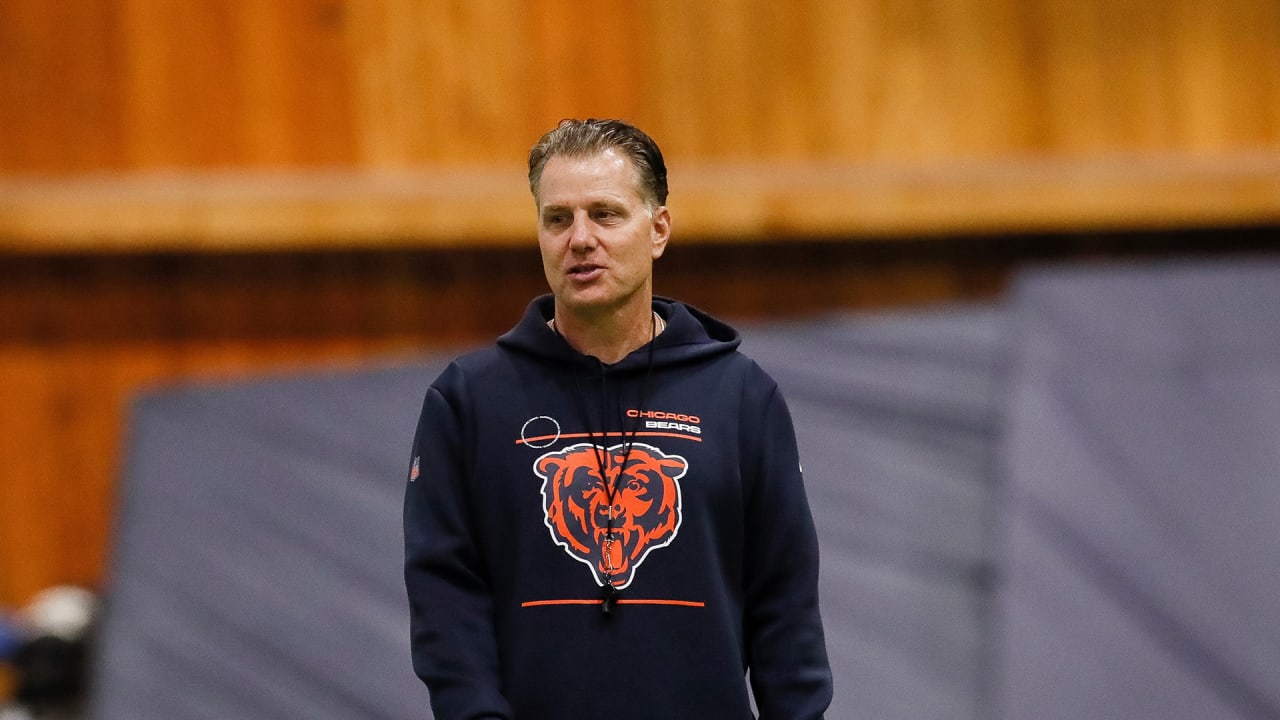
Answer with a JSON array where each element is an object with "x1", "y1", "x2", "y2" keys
[{"x1": 535, "y1": 442, "x2": 687, "y2": 589}]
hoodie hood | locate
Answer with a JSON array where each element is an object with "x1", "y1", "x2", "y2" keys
[{"x1": 497, "y1": 295, "x2": 741, "y2": 371}]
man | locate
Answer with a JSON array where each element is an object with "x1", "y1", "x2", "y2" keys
[{"x1": 404, "y1": 118, "x2": 832, "y2": 719}]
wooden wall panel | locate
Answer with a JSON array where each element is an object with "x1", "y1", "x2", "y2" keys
[
  {"x1": 4, "y1": 0, "x2": 1278, "y2": 252},
  {"x1": 3, "y1": 0, "x2": 1279, "y2": 173},
  {"x1": 0, "y1": 1, "x2": 128, "y2": 170},
  {"x1": 114, "y1": 0, "x2": 357, "y2": 167}
]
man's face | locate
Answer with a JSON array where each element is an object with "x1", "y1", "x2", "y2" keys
[{"x1": 536, "y1": 149, "x2": 670, "y2": 318}]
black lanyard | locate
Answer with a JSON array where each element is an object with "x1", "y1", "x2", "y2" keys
[{"x1": 567, "y1": 317, "x2": 657, "y2": 615}]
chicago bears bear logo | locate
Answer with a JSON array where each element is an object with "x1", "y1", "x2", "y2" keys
[{"x1": 535, "y1": 442, "x2": 687, "y2": 589}]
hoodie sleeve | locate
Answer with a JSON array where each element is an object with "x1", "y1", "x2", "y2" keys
[
  {"x1": 741, "y1": 368, "x2": 834, "y2": 720},
  {"x1": 404, "y1": 365, "x2": 514, "y2": 720}
]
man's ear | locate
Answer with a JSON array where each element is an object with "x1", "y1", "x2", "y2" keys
[{"x1": 651, "y1": 206, "x2": 671, "y2": 260}]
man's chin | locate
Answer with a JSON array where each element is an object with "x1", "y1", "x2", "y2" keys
[{"x1": 555, "y1": 291, "x2": 623, "y2": 316}]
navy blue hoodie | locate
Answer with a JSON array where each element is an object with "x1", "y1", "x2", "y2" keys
[{"x1": 404, "y1": 295, "x2": 831, "y2": 719}]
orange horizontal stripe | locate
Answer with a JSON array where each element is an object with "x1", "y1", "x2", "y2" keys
[
  {"x1": 636, "y1": 432, "x2": 702, "y2": 442},
  {"x1": 517, "y1": 431, "x2": 700, "y2": 445},
  {"x1": 519, "y1": 432, "x2": 621, "y2": 445},
  {"x1": 619, "y1": 599, "x2": 706, "y2": 607},
  {"x1": 521, "y1": 599, "x2": 601, "y2": 607},
  {"x1": 521, "y1": 598, "x2": 706, "y2": 608}
]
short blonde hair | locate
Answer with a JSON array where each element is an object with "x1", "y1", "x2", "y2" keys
[{"x1": 527, "y1": 119, "x2": 668, "y2": 209}]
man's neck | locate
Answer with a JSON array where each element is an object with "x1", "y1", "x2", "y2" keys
[{"x1": 551, "y1": 299, "x2": 657, "y2": 365}]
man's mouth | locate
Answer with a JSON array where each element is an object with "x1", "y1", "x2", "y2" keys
[{"x1": 567, "y1": 263, "x2": 604, "y2": 281}]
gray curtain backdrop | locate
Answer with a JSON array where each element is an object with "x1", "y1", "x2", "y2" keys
[
  {"x1": 997, "y1": 260, "x2": 1280, "y2": 720},
  {"x1": 90, "y1": 257, "x2": 1279, "y2": 719}
]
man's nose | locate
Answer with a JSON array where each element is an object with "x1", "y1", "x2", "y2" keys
[{"x1": 568, "y1": 212, "x2": 595, "y2": 250}]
